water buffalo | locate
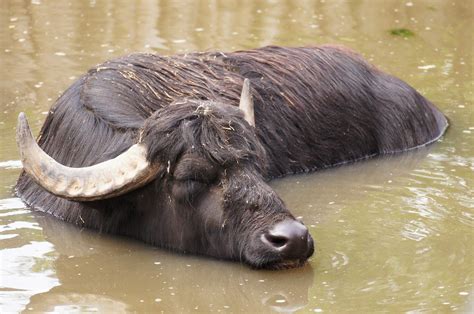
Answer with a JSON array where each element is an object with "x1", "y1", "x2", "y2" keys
[{"x1": 16, "y1": 45, "x2": 448, "y2": 269}]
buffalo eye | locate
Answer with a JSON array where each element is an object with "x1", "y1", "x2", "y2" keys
[
  {"x1": 172, "y1": 179, "x2": 207, "y2": 203},
  {"x1": 171, "y1": 156, "x2": 218, "y2": 202}
]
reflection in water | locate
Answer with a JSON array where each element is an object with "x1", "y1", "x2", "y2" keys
[
  {"x1": 24, "y1": 215, "x2": 313, "y2": 313},
  {"x1": 0, "y1": 199, "x2": 59, "y2": 313},
  {"x1": 0, "y1": 241, "x2": 60, "y2": 313},
  {"x1": 0, "y1": 0, "x2": 473, "y2": 312}
]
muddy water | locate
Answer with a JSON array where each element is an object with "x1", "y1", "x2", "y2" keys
[{"x1": 0, "y1": 0, "x2": 472, "y2": 312}]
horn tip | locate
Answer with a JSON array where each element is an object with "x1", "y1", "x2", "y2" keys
[
  {"x1": 17, "y1": 112, "x2": 28, "y2": 129},
  {"x1": 18, "y1": 112, "x2": 26, "y2": 124},
  {"x1": 238, "y1": 78, "x2": 255, "y2": 127},
  {"x1": 240, "y1": 78, "x2": 251, "y2": 100},
  {"x1": 16, "y1": 112, "x2": 33, "y2": 147},
  {"x1": 243, "y1": 78, "x2": 250, "y2": 91}
]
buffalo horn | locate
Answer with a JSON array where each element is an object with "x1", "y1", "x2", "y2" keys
[
  {"x1": 16, "y1": 113, "x2": 160, "y2": 201},
  {"x1": 239, "y1": 78, "x2": 255, "y2": 127}
]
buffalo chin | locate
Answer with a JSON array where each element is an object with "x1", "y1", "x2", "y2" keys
[{"x1": 251, "y1": 258, "x2": 309, "y2": 270}]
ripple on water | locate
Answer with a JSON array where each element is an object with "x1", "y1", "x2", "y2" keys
[
  {"x1": 0, "y1": 233, "x2": 18, "y2": 240},
  {"x1": 0, "y1": 221, "x2": 41, "y2": 233},
  {"x1": 0, "y1": 197, "x2": 60, "y2": 312},
  {"x1": 402, "y1": 187, "x2": 447, "y2": 220},
  {"x1": 459, "y1": 210, "x2": 474, "y2": 228},
  {"x1": 0, "y1": 241, "x2": 60, "y2": 313},
  {"x1": 0, "y1": 209, "x2": 30, "y2": 217},
  {"x1": 401, "y1": 220, "x2": 433, "y2": 242},
  {"x1": 0, "y1": 160, "x2": 22, "y2": 169},
  {"x1": 330, "y1": 250, "x2": 349, "y2": 269},
  {"x1": 0, "y1": 197, "x2": 27, "y2": 211},
  {"x1": 0, "y1": 199, "x2": 29, "y2": 219},
  {"x1": 410, "y1": 168, "x2": 448, "y2": 182}
]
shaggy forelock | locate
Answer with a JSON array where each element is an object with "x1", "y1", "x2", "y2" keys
[{"x1": 141, "y1": 100, "x2": 268, "y2": 172}]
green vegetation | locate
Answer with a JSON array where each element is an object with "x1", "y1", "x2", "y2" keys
[{"x1": 389, "y1": 28, "x2": 415, "y2": 37}]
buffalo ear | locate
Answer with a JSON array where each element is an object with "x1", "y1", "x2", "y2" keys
[{"x1": 239, "y1": 78, "x2": 255, "y2": 127}]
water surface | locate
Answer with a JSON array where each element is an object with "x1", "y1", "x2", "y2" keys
[{"x1": 1, "y1": 0, "x2": 472, "y2": 312}]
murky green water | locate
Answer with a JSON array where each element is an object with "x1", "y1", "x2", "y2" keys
[{"x1": 1, "y1": 0, "x2": 472, "y2": 312}]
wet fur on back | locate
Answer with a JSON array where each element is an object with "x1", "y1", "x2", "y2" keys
[{"x1": 16, "y1": 45, "x2": 448, "y2": 236}]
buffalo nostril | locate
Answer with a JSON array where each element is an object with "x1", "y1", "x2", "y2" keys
[
  {"x1": 264, "y1": 234, "x2": 289, "y2": 248},
  {"x1": 262, "y1": 219, "x2": 312, "y2": 260}
]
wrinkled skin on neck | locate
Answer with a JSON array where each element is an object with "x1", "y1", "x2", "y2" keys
[{"x1": 136, "y1": 101, "x2": 313, "y2": 268}]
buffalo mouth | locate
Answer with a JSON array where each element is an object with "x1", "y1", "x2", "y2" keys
[{"x1": 258, "y1": 258, "x2": 309, "y2": 270}]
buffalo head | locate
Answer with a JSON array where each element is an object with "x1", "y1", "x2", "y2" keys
[{"x1": 17, "y1": 80, "x2": 314, "y2": 269}]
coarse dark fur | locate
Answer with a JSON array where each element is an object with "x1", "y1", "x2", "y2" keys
[{"x1": 16, "y1": 45, "x2": 448, "y2": 268}]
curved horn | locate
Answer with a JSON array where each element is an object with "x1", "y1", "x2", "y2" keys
[
  {"x1": 16, "y1": 113, "x2": 160, "y2": 201},
  {"x1": 239, "y1": 78, "x2": 255, "y2": 127}
]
